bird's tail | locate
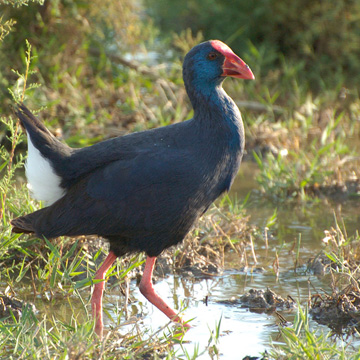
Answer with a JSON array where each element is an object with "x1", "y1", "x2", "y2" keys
[
  {"x1": 16, "y1": 104, "x2": 54, "y2": 138},
  {"x1": 11, "y1": 213, "x2": 38, "y2": 234},
  {"x1": 16, "y1": 104, "x2": 68, "y2": 204},
  {"x1": 16, "y1": 104, "x2": 70, "y2": 157}
]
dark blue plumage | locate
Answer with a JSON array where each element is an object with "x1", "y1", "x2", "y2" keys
[{"x1": 11, "y1": 40, "x2": 254, "y2": 335}]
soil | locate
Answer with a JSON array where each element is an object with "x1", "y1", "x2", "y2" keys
[
  {"x1": 0, "y1": 294, "x2": 35, "y2": 320},
  {"x1": 310, "y1": 284, "x2": 360, "y2": 333},
  {"x1": 217, "y1": 288, "x2": 296, "y2": 313}
]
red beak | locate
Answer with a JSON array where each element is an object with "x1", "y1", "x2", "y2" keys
[
  {"x1": 210, "y1": 40, "x2": 255, "y2": 80},
  {"x1": 222, "y1": 55, "x2": 255, "y2": 80}
]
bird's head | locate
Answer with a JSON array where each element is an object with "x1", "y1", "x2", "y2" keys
[{"x1": 183, "y1": 40, "x2": 254, "y2": 96}]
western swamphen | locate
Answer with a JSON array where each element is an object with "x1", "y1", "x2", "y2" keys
[{"x1": 11, "y1": 40, "x2": 254, "y2": 336}]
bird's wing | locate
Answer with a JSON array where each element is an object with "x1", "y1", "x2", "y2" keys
[{"x1": 54, "y1": 120, "x2": 193, "y2": 188}]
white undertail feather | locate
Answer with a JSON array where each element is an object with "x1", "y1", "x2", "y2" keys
[{"x1": 25, "y1": 136, "x2": 65, "y2": 205}]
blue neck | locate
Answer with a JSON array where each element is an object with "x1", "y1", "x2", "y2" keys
[
  {"x1": 188, "y1": 82, "x2": 245, "y2": 195},
  {"x1": 188, "y1": 83, "x2": 244, "y2": 144}
]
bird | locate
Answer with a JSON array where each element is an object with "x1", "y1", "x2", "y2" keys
[{"x1": 11, "y1": 40, "x2": 254, "y2": 337}]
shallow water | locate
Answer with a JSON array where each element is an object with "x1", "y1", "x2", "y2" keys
[{"x1": 19, "y1": 162, "x2": 360, "y2": 358}]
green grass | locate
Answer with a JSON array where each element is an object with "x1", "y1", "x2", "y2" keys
[
  {"x1": 252, "y1": 109, "x2": 358, "y2": 201},
  {"x1": 269, "y1": 306, "x2": 360, "y2": 360},
  {"x1": 0, "y1": 295, "x2": 185, "y2": 359}
]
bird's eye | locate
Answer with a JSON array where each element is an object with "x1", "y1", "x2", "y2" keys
[{"x1": 207, "y1": 52, "x2": 218, "y2": 60}]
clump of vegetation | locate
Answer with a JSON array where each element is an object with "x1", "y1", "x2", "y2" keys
[
  {"x1": 169, "y1": 196, "x2": 256, "y2": 274},
  {"x1": 303, "y1": 217, "x2": 360, "y2": 340},
  {"x1": 252, "y1": 100, "x2": 359, "y2": 201},
  {"x1": 269, "y1": 306, "x2": 360, "y2": 360},
  {"x1": 307, "y1": 215, "x2": 360, "y2": 275},
  {"x1": 310, "y1": 283, "x2": 360, "y2": 334},
  {"x1": 0, "y1": 296, "x2": 195, "y2": 359}
]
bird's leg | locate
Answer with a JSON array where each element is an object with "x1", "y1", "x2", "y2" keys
[
  {"x1": 91, "y1": 251, "x2": 117, "y2": 337},
  {"x1": 139, "y1": 256, "x2": 191, "y2": 328}
]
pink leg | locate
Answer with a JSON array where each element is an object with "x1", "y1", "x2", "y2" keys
[
  {"x1": 91, "y1": 251, "x2": 117, "y2": 337},
  {"x1": 139, "y1": 256, "x2": 191, "y2": 328}
]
